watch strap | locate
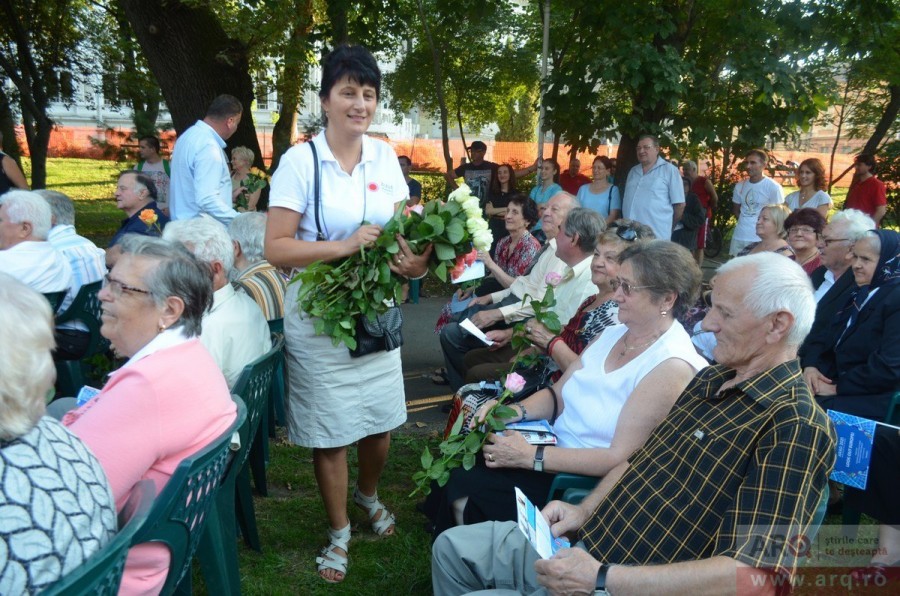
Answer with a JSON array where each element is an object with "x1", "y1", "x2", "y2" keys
[
  {"x1": 595, "y1": 563, "x2": 610, "y2": 591},
  {"x1": 533, "y1": 445, "x2": 545, "y2": 472}
]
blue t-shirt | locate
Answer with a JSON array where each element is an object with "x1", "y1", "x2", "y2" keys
[
  {"x1": 530, "y1": 182, "x2": 562, "y2": 230},
  {"x1": 109, "y1": 201, "x2": 170, "y2": 247},
  {"x1": 577, "y1": 183, "x2": 621, "y2": 219}
]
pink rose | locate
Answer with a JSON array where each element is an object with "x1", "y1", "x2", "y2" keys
[
  {"x1": 504, "y1": 372, "x2": 526, "y2": 394},
  {"x1": 464, "y1": 249, "x2": 478, "y2": 266},
  {"x1": 545, "y1": 271, "x2": 563, "y2": 287}
]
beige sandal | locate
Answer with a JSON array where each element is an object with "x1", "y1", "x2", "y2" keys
[
  {"x1": 316, "y1": 523, "x2": 350, "y2": 583},
  {"x1": 353, "y1": 486, "x2": 396, "y2": 536}
]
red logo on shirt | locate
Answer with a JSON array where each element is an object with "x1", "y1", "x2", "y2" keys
[{"x1": 368, "y1": 182, "x2": 379, "y2": 192}]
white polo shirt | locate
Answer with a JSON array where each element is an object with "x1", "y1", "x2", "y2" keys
[
  {"x1": 268, "y1": 132, "x2": 408, "y2": 242},
  {"x1": 169, "y1": 120, "x2": 238, "y2": 224}
]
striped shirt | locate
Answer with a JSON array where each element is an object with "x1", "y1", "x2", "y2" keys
[
  {"x1": 232, "y1": 261, "x2": 287, "y2": 322},
  {"x1": 47, "y1": 225, "x2": 105, "y2": 324},
  {"x1": 580, "y1": 359, "x2": 835, "y2": 578}
]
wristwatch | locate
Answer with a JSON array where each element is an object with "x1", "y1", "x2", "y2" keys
[
  {"x1": 532, "y1": 445, "x2": 545, "y2": 472},
  {"x1": 595, "y1": 563, "x2": 610, "y2": 592}
]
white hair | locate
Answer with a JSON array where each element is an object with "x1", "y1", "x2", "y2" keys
[
  {"x1": 717, "y1": 252, "x2": 815, "y2": 347},
  {"x1": 682, "y1": 159, "x2": 698, "y2": 172},
  {"x1": 0, "y1": 190, "x2": 53, "y2": 240},
  {"x1": 163, "y1": 216, "x2": 235, "y2": 274},
  {"x1": 828, "y1": 209, "x2": 876, "y2": 242},
  {"x1": 228, "y1": 212, "x2": 266, "y2": 265},
  {"x1": 0, "y1": 273, "x2": 53, "y2": 439}
]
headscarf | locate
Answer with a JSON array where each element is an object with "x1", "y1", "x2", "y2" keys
[{"x1": 837, "y1": 229, "x2": 900, "y2": 343}]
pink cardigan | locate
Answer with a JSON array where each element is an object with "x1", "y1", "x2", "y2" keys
[{"x1": 65, "y1": 339, "x2": 236, "y2": 596}]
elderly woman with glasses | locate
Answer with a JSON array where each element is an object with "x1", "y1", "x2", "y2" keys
[
  {"x1": 784, "y1": 208, "x2": 826, "y2": 276},
  {"x1": 62, "y1": 235, "x2": 237, "y2": 595},
  {"x1": 425, "y1": 241, "x2": 708, "y2": 538},
  {"x1": 0, "y1": 274, "x2": 117, "y2": 594}
]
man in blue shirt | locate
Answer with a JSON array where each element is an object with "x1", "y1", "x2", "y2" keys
[
  {"x1": 169, "y1": 94, "x2": 243, "y2": 224},
  {"x1": 106, "y1": 170, "x2": 169, "y2": 268},
  {"x1": 622, "y1": 135, "x2": 685, "y2": 240}
]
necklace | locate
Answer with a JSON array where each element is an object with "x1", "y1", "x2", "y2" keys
[{"x1": 617, "y1": 331, "x2": 662, "y2": 358}]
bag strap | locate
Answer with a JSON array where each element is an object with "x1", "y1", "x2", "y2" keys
[{"x1": 309, "y1": 141, "x2": 325, "y2": 241}]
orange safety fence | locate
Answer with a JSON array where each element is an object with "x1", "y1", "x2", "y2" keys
[{"x1": 22, "y1": 125, "x2": 855, "y2": 187}]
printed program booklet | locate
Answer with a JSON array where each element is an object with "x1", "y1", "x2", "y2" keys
[
  {"x1": 514, "y1": 487, "x2": 570, "y2": 559},
  {"x1": 827, "y1": 409, "x2": 876, "y2": 490},
  {"x1": 506, "y1": 420, "x2": 558, "y2": 445}
]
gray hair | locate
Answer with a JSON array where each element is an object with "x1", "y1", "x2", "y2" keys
[
  {"x1": 618, "y1": 240, "x2": 701, "y2": 320},
  {"x1": 549, "y1": 191, "x2": 581, "y2": 210},
  {"x1": 231, "y1": 146, "x2": 255, "y2": 166},
  {"x1": 163, "y1": 216, "x2": 235, "y2": 274},
  {"x1": 119, "y1": 170, "x2": 158, "y2": 201},
  {"x1": 638, "y1": 134, "x2": 660, "y2": 148},
  {"x1": 828, "y1": 209, "x2": 876, "y2": 242},
  {"x1": 0, "y1": 273, "x2": 53, "y2": 440},
  {"x1": 682, "y1": 159, "x2": 697, "y2": 172},
  {"x1": 562, "y1": 208, "x2": 604, "y2": 253},
  {"x1": 228, "y1": 212, "x2": 266, "y2": 265},
  {"x1": 0, "y1": 190, "x2": 53, "y2": 240},
  {"x1": 717, "y1": 252, "x2": 814, "y2": 346},
  {"x1": 36, "y1": 189, "x2": 76, "y2": 226},
  {"x1": 118, "y1": 235, "x2": 213, "y2": 337}
]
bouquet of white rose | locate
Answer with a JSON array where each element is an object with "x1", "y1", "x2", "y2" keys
[{"x1": 294, "y1": 182, "x2": 493, "y2": 350}]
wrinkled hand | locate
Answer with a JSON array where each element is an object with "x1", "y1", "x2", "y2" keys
[
  {"x1": 534, "y1": 547, "x2": 600, "y2": 596},
  {"x1": 470, "y1": 398, "x2": 500, "y2": 430},
  {"x1": 477, "y1": 250, "x2": 495, "y2": 265},
  {"x1": 485, "y1": 328, "x2": 513, "y2": 349},
  {"x1": 388, "y1": 235, "x2": 433, "y2": 278},
  {"x1": 469, "y1": 294, "x2": 493, "y2": 307},
  {"x1": 525, "y1": 321, "x2": 555, "y2": 351},
  {"x1": 347, "y1": 224, "x2": 382, "y2": 250},
  {"x1": 483, "y1": 430, "x2": 532, "y2": 469},
  {"x1": 471, "y1": 308, "x2": 503, "y2": 329},
  {"x1": 803, "y1": 366, "x2": 835, "y2": 396},
  {"x1": 542, "y1": 499, "x2": 588, "y2": 539},
  {"x1": 455, "y1": 288, "x2": 473, "y2": 301}
]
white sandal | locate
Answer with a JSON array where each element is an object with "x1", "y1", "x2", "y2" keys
[
  {"x1": 353, "y1": 486, "x2": 396, "y2": 536},
  {"x1": 316, "y1": 523, "x2": 350, "y2": 583}
]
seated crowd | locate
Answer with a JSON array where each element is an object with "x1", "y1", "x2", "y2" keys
[{"x1": 1, "y1": 119, "x2": 898, "y2": 594}]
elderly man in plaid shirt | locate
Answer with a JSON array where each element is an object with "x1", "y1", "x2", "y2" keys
[{"x1": 432, "y1": 252, "x2": 836, "y2": 595}]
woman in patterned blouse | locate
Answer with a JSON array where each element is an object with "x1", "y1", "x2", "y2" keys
[{"x1": 478, "y1": 194, "x2": 541, "y2": 287}]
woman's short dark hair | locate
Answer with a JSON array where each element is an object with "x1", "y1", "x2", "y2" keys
[
  {"x1": 139, "y1": 135, "x2": 161, "y2": 154},
  {"x1": 507, "y1": 194, "x2": 539, "y2": 228},
  {"x1": 119, "y1": 236, "x2": 214, "y2": 337},
  {"x1": 784, "y1": 207, "x2": 826, "y2": 235},
  {"x1": 320, "y1": 45, "x2": 381, "y2": 101},
  {"x1": 489, "y1": 164, "x2": 517, "y2": 195},
  {"x1": 618, "y1": 240, "x2": 701, "y2": 320},
  {"x1": 592, "y1": 155, "x2": 613, "y2": 171}
]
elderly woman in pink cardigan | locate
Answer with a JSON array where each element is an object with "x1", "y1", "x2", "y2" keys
[{"x1": 64, "y1": 236, "x2": 237, "y2": 595}]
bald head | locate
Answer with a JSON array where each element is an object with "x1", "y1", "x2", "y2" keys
[{"x1": 541, "y1": 192, "x2": 579, "y2": 240}]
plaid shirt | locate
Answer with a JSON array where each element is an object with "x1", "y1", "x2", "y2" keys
[{"x1": 580, "y1": 359, "x2": 835, "y2": 577}]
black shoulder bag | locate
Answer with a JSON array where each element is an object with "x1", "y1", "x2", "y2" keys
[{"x1": 308, "y1": 140, "x2": 404, "y2": 358}]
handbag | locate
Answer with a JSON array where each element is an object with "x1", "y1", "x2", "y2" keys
[
  {"x1": 443, "y1": 381, "x2": 504, "y2": 438},
  {"x1": 308, "y1": 142, "x2": 404, "y2": 358}
]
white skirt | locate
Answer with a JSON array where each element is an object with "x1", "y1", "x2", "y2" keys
[{"x1": 283, "y1": 281, "x2": 407, "y2": 448}]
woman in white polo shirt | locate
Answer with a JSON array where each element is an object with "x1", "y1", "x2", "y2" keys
[{"x1": 264, "y1": 45, "x2": 429, "y2": 584}]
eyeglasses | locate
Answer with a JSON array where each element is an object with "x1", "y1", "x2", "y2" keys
[
  {"x1": 822, "y1": 237, "x2": 849, "y2": 246},
  {"x1": 788, "y1": 226, "x2": 817, "y2": 235},
  {"x1": 610, "y1": 277, "x2": 656, "y2": 296},
  {"x1": 104, "y1": 274, "x2": 151, "y2": 297}
]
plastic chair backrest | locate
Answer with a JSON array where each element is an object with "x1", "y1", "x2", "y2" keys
[
  {"x1": 231, "y1": 336, "x2": 284, "y2": 474},
  {"x1": 267, "y1": 317, "x2": 284, "y2": 335},
  {"x1": 129, "y1": 398, "x2": 247, "y2": 594},
  {"x1": 55, "y1": 280, "x2": 106, "y2": 356},
  {"x1": 42, "y1": 290, "x2": 67, "y2": 313},
  {"x1": 42, "y1": 480, "x2": 155, "y2": 596}
]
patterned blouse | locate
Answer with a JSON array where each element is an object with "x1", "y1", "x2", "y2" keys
[{"x1": 494, "y1": 231, "x2": 542, "y2": 277}]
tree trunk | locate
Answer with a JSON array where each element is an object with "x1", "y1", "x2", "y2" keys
[
  {"x1": 827, "y1": 81, "x2": 852, "y2": 194},
  {"x1": 456, "y1": 103, "x2": 467, "y2": 160},
  {"x1": 0, "y1": 85, "x2": 22, "y2": 166},
  {"x1": 120, "y1": 0, "x2": 260, "y2": 159},
  {"x1": 416, "y1": 0, "x2": 453, "y2": 176},
  {"x1": 615, "y1": 134, "x2": 637, "y2": 191},
  {"x1": 270, "y1": 8, "x2": 313, "y2": 172},
  {"x1": 860, "y1": 84, "x2": 900, "y2": 156}
]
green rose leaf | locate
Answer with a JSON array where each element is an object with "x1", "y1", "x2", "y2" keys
[
  {"x1": 421, "y1": 447, "x2": 434, "y2": 469},
  {"x1": 434, "y1": 242, "x2": 456, "y2": 261},
  {"x1": 462, "y1": 451, "x2": 476, "y2": 470},
  {"x1": 446, "y1": 221, "x2": 465, "y2": 244}
]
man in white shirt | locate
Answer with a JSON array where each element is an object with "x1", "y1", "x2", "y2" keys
[
  {"x1": 439, "y1": 196, "x2": 601, "y2": 390},
  {"x1": 169, "y1": 95, "x2": 242, "y2": 224},
  {"x1": 163, "y1": 216, "x2": 271, "y2": 389},
  {"x1": 730, "y1": 148, "x2": 784, "y2": 255},
  {"x1": 0, "y1": 190, "x2": 73, "y2": 308},
  {"x1": 622, "y1": 135, "x2": 685, "y2": 240}
]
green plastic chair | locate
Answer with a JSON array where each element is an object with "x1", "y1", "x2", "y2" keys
[
  {"x1": 546, "y1": 472, "x2": 598, "y2": 505},
  {"x1": 130, "y1": 398, "x2": 246, "y2": 595},
  {"x1": 196, "y1": 338, "x2": 284, "y2": 595},
  {"x1": 54, "y1": 280, "x2": 106, "y2": 396},
  {"x1": 42, "y1": 479, "x2": 155, "y2": 596},
  {"x1": 267, "y1": 317, "x2": 286, "y2": 433},
  {"x1": 42, "y1": 290, "x2": 67, "y2": 313}
]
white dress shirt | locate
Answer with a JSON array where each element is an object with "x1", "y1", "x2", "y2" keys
[{"x1": 169, "y1": 120, "x2": 239, "y2": 224}]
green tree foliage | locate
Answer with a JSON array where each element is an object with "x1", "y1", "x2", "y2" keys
[
  {"x1": 385, "y1": 0, "x2": 539, "y2": 158},
  {"x1": 540, "y1": 0, "x2": 832, "y2": 186}
]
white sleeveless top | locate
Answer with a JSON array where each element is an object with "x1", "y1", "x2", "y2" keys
[{"x1": 553, "y1": 322, "x2": 708, "y2": 449}]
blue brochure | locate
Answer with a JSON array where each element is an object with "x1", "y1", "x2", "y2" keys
[
  {"x1": 514, "y1": 487, "x2": 570, "y2": 558},
  {"x1": 827, "y1": 409, "x2": 876, "y2": 490}
]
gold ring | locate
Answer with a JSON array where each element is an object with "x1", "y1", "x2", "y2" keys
[{"x1": 487, "y1": 454, "x2": 494, "y2": 462}]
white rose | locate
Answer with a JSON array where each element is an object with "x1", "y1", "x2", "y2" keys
[
  {"x1": 462, "y1": 196, "x2": 481, "y2": 212},
  {"x1": 467, "y1": 217, "x2": 489, "y2": 232},
  {"x1": 449, "y1": 184, "x2": 472, "y2": 203},
  {"x1": 473, "y1": 229, "x2": 493, "y2": 251}
]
